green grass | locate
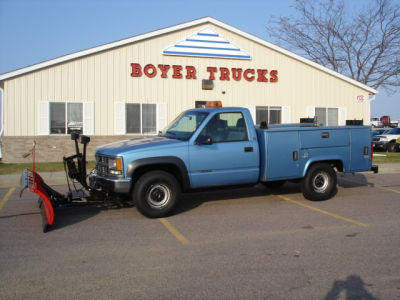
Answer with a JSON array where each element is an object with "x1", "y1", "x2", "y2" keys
[
  {"x1": 0, "y1": 161, "x2": 96, "y2": 175},
  {"x1": 372, "y1": 152, "x2": 400, "y2": 164}
]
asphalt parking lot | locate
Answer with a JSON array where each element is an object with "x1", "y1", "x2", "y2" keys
[{"x1": 1, "y1": 172, "x2": 400, "y2": 299}]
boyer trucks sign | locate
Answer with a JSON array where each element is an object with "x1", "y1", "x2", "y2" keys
[{"x1": 130, "y1": 63, "x2": 278, "y2": 83}]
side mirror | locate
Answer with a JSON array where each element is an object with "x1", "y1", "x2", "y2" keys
[{"x1": 195, "y1": 135, "x2": 213, "y2": 145}]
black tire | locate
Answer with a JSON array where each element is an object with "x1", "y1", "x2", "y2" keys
[
  {"x1": 133, "y1": 171, "x2": 181, "y2": 218},
  {"x1": 387, "y1": 142, "x2": 398, "y2": 152},
  {"x1": 263, "y1": 180, "x2": 286, "y2": 189},
  {"x1": 301, "y1": 163, "x2": 337, "y2": 201}
]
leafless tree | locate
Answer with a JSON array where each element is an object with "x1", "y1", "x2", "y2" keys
[{"x1": 267, "y1": 0, "x2": 400, "y2": 91}]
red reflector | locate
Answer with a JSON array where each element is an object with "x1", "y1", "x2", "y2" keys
[{"x1": 371, "y1": 142, "x2": 374, "y2": 159}]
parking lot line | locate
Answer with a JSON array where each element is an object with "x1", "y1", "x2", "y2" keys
[
  {"x1": 276, "y1": 194, "x2": 368, "y2": 227},
  {"x1": 159, "y1": 218, "x2": 190, "y2": 245},
  {"x1": 340, "y1": 177, "x2": 400, "y2": 195},
  {"x1": 0, "y1": 188, "x2": 16, "y2": 212}
]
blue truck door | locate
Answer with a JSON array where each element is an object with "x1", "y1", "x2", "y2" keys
[
  {"x1": 266, "y1": 130, "x2": 300, "y2": 180},
  {"x1": 188, "y1": 112, "x2": 259, "y2": 188}
]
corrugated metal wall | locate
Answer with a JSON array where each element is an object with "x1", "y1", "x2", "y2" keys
[{"x1": 3, "y1": 22, "x2": 371, "y2": 137}]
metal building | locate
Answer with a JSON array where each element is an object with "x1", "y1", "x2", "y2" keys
[{"x1": 0, "y1": 17, "x2": 377, "y2": 162}]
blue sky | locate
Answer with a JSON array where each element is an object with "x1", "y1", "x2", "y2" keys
[{"x1": 0, "y1": 0, "x2": 398, "y2": 120}]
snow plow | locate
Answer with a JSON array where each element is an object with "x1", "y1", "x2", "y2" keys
[{"x1": 20, "y1": 133, "x2": 115, "y2": 232}]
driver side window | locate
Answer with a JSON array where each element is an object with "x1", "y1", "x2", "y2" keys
[{"x1": 200, "y1": 112, "x2": 248, "y2": 143}]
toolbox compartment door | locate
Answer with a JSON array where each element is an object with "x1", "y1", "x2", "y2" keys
[{"x1": 264, "y1": 131, "x2": 300, "y2": 180}]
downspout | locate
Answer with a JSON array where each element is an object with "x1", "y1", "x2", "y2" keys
[{"x1": 369, "y1": 93, "x2": 377, "y2": 101}]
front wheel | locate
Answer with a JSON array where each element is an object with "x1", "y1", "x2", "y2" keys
[
  {"x1": 133, "y1": 171, "x2": 181, "y2": 218},
  {"x1": 301, "y1": 163, "x2": 337, "y2": 201},
  {"x1": 387, "y1": 142, "x2": 398, "y2": 152}
]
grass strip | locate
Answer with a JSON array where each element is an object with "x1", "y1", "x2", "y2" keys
[
  {"x1": 372, "y1": 152, "x2": 400, "y2": 164},
  {"x1": 0, "y1": 161, "x2": 96, "y2": 175}
]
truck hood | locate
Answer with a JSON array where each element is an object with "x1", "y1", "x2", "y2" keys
[{"x1": 96, "y1": 137, "x2": 186, "y2": 156}]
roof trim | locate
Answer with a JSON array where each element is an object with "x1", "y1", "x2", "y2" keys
[{"x1": 0, "y1": 17, "x2": 378, "y2": 94}]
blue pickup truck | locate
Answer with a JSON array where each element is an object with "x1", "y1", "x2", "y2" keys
[{"x1": 91, "y1": 107, "x2": 377, "y2": 218}]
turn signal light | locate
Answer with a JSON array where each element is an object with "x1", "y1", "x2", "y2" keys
[{"x1": 115, "y1": 158, "x2": 123, "y2": 171}]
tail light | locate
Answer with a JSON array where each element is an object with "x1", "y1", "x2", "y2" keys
[{"x1": 370, "y1": 142, "x2": 374, "y2": 158}]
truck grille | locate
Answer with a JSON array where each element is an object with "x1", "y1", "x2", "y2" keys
[{"x1": 96, "y1": 155, "x2": 109, "y2": 176}]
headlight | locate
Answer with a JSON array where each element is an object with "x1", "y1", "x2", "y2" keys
[{"x1": 108, "y1": 157, "x2": 123, "y2": 175}]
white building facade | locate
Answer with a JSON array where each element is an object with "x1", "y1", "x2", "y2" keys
[{"x1": 0, "y1": 17, "x2": 377, "y2": 162}]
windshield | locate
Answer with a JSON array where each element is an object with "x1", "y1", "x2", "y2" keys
[{"x1": 159, "y1": 110, "x2": 209, "y2": 140}]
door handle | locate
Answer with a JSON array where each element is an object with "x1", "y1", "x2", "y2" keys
[
  {"x1": 293, "y1": 151, "x2": 298, "y2": 161},
  {"x1": 244, "y1": 147, "x2": 253, "y2": 152},
  {"x1": 321, "y1": 132, "x2": 329, "y2": 138}
]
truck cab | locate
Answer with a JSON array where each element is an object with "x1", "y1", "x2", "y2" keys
[{"x1": 93, "y1": 107, "x2": 260, "y2": 192}]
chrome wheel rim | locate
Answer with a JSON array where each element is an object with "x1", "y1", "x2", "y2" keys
[
  {"x1": 146, "y1": 184, "x2": 170, "y2": 209},
  {"x1": 313, "y1": 172, "x2": 329, "y2": 193}
]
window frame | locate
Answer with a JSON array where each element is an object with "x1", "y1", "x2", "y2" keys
[
  {"x1": 255, "y1": 106, "x2": 282, "y2": 125},
  {"x1": 125, "y1": 103, "x2": 157, "y2": 135},
  {"x1": 315, "y1": 107, "x2": 339, "y2": 126},
  {"x1": 49, "y1": 102, "x2": 84, "y2": 135}
]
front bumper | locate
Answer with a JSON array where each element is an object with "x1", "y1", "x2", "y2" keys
[
  {"x1": 90, "y1": 173, "x2": 131, "y2": 194},
  {"x1": 372, "y1": 141, "x2": 387, "y2": 150}
]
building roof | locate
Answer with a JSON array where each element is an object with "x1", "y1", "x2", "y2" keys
[{"x1": 0, "y1": 17, "x2": 378, "y2": 94}]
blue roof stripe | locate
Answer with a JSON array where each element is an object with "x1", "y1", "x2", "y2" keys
[
  {"x1": 197, "y1": 32, "x2": 219, "y2": 37},
  {"x1": 186, "y1": 39, "x2": 230, "y2": 44},
  {"x1": 163, "y1": 50, "x2": 251, "y2": 59},
  {"x1": 163, "y1": 27, "x2": 251, "y2": 60},
  {"x1": 174, "y1": 45, "x2": 240, "y2": 51}
]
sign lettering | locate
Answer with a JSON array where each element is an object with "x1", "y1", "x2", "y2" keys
[{"x1": 130, "y1": 63, "x2": 278, "y2": 83}]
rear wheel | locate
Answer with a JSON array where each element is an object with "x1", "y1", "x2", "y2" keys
[
  {"x1": 301, "y1": 163, "x2": 337, "y2": 201},
  {"x1": 133, "y1": 171, "x2": 180, "y2": 218}
]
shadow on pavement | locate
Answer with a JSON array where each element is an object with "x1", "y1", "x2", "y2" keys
[
  {"x1": 175, "y1": 182, "x2": 304, "y2": 216},
  {"x1": 324, "y1": 275, "x2": 378, "y2": 300},
  {"x1": 337, "y1": 173, "x2": 372, "y2": 188},
  {"x1": 50, "y1": 200, "x2": 134, "y2": 232}
]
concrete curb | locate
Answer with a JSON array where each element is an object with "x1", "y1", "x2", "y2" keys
[
  {"x1": 373, "y1": 163, "x2": 400, "y2": 174},
  {"x1": 1, "y1": 164, "x2": 399, "y2": 189}
]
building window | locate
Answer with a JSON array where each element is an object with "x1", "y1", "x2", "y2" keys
[
  {"x1": 255, "y1": 106, "x2": 281, "y2": 125},
  {"x1": 126, "y1": 103, "x2": 156, "y2": 134},
  {"x1": 315, "y1": 107, "x2": 338, "y2": 126},
  {"x1": 50, "y1": 102, "x2": 83, "y2": 134}
]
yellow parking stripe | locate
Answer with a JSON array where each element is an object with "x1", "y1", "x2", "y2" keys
[
  {"x1": 276, "y1": 194, "x2": 368, "y2": 227},
  {"x1": 0, "y1": 188, "x2": 16, "y2": 212},
  {"x1": 340, "y1": 177, "x2": 400, "y2": 195},
  {"x1": 159, "y1": 218, "x2": 190, "y2": 245}
]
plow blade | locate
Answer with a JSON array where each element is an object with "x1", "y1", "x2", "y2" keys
[{"x1": 20, "y1": 169, "x2": 55, "y2": 232}]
